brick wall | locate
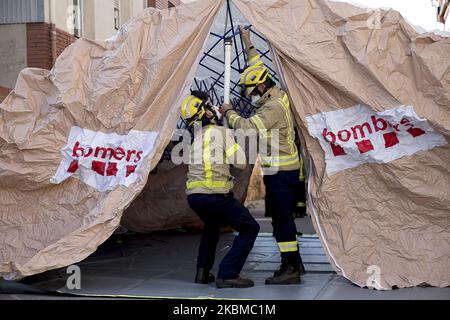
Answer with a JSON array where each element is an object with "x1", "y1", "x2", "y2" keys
[
  {"x1": 26, "y1": 23, "x2": 76, "y2": 70},
  {"x1": 56, "y1": 28, "x2": 76, "y2": 58},
  {"x1": 26, "y1": 23, "x2": 53, "y2": 70},
  {"x1": 0, "y1": 86, "x2": 12, "y2": 102},
  {"x1": 147, "y1": 0, "x2": 180, "y2": 10}
]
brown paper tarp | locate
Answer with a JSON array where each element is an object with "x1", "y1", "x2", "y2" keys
[
  {"x1": 233, "y1": 0, "x2": 449, "y2": 288},
  {"x1": 1, "y1": 0, "x2": 449, "y2": 289},
  {"x1": 0, "y1": 0, "x2": 225, "y2": 279}
]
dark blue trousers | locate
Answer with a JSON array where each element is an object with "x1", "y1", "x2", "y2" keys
[
  {"x1": 264, "y1": 170, "x2": 301, "y2": 265},
  {"x1": 187, "y1": 193, "x2": 260, "y2": 280}
]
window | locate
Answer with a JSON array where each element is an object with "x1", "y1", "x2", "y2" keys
[{"x1": 114, "y1": 0, "x2": 120, "y2": 30}]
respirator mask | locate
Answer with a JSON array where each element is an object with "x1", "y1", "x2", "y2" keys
[{"x1": 249, "y1": 87, "x2": 264, "y2": 106}]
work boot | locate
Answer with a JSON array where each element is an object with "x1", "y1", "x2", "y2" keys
[
  {"x1": 280, "y1": 255, "x2": 306, "y2": 275},
  {"x1": 195, "y1": 268, "x2": 215, "y2": 284},
  {"x1": 216, "y1": 277, "x2": 254, "y2": 288},
  {"x1": 299, "y1": 256, "x2": 306, "y2": 276},
  {"x1": 265, "y1": 263, "x2": 301, "y2": 285}
]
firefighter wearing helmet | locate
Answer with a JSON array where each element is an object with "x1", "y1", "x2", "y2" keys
[
  {"x1": 180, "y1": 90, "x2": 260, "y2": 289},
  {"x1": 220, "y1": 26, "x2": 306, "y2": 285}
]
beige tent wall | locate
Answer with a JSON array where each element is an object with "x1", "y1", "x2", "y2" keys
[
  {"x1": 0, "y1": 0, "x2": 224, "y2": 279},
  {"x1": 234, "y1": 0, "x2": 450, "y2": 288},
  {"x1": 1, "y1": 0, "x2": 449, "y2": 289}
]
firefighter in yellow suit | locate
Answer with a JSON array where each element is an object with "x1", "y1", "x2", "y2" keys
[
  {"x1": 220, "y1": 26, "x2": 305, "y2": 285},
  {"x1": 181, "y1": 91, "x2": 260, "y2": 288}
]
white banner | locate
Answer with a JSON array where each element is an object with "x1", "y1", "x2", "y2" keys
[
  {"x1": 306, "y1": 105, "x2": 447, "y2": 175},
  {"x1": 51, "y1": 126, "x2": 159, "y2": 192}
]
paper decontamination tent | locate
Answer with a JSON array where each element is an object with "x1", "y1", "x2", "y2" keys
[
  {"x1": 119, "y1": 1, "x2": 277, "y2": 233},
  {"x1": 0, "y1": 0, "x2": 449, "y2": 289}
]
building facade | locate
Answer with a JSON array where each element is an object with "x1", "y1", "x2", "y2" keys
[
  {"x1": 147, "y1": 0, "x2": 180, "y2": 10},
  {"x1": 0, "y1": 0, "x2": 181, "y2": 101}
]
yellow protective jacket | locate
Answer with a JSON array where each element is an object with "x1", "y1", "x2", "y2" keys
[
  {"x1": 225, "y1": 48, "x2": 300, "y2": 172},
  {"x1": 186, "y1": 125, "x2": 246, "y2": 195}
]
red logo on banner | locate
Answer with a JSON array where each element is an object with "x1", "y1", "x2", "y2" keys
[
  {"x1": 322, "y1": 116, "x2": 426, "y2": 157},
  {"x1": 67, "y1": 142, "x2": 143, "y2": 176}
]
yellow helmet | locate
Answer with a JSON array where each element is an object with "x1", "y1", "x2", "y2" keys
[
  {"x1": 239, "y1": 64, "x2": 270, "y2": 97},
  {"x1": 180, "y1": 95, "x2": 206, "y2": 126}
]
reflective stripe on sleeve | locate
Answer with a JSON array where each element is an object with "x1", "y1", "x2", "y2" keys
[
  {"x1": 250, "y1": 115, "x2": 271, "y2": 138},
  {"x1": 250, "y1": 114, "x2": 266, "y2": 130},
  {"x1": 228, "y1": 114, "x2": 239, "y2": 128}
]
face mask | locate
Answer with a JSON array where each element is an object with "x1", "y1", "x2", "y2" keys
[
  {"x1": 249, "y1": 86, "x2": 265, "y2": 106},
  {"x1": 251, "y1": 94, "x2": 262, "y2": 105}
]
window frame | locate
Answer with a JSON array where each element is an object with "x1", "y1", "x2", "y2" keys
[
  {"x1": 114, "y1": 7, "x2": 120, "y2": 30},
  {"x1": 72, "y1": 0, "x2": 83, "y2": 38}
]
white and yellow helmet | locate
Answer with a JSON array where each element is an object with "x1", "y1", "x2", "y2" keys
[
  {"x1": 180, "y1": 95, "x2": 207, "y2": 126},
  {"x1": 239, "y1": 64, "x2": 270, "y2": 97}
]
